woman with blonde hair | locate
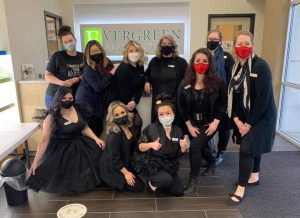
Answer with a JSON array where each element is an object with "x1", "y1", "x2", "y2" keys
[
  {"x1": 113, "y1": 40, "x2": 145, "y2": 138},
  {"x1": 144, "y1": 35, "x2": 188, "y2": 126},
  {"x1": 75, "y1": 40, "x2": 116, "y2": 136},
  {"x1": 100, "y1": 101, "x2": 145, "y2": 192}
]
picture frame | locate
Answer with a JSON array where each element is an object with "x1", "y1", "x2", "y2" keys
[
  {"x1": 208, "y1": 13, "x2": 255, "y2": 53},
  {"x1": 21, "y1": 64, "x2": 36, "y2": 80}
]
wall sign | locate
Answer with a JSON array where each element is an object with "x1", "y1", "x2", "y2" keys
[{"x1": 80, "y1": 23, "x2": 185, "y2": 55}]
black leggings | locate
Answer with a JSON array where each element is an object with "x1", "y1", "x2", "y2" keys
[
  {"x1": 217, "y1": 115, "x2": 230, "y2": 152},
  {"x1": 238, "y1": 133, "x2": 261, "y2": 187},
  {"x1": 147, "y1": 171, "x2": 184, "y2": 196},
  {"x1": 189, "y1": 125, "x2": 214, "y2": 177},
  {"x1": 124, "y1": 175, "x2": 145, "y2": 192}
]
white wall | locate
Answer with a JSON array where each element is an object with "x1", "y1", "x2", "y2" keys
[
  {"x1": 0, "y1": 0, "x2": 10, "y2": 52},
  {"x1": 4, "y1": 0, "x2": 61, "y2": 81}
]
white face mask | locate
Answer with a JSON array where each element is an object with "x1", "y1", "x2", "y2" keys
[
  {"x1": 158, "y1": 115, "x2": 174, "y2": 128},
  {"x1": 128, "y1": 52, "x2": 140, "y2": 63}
]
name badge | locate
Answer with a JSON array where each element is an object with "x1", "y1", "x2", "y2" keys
[
  {"x1": 184, "y1": 84, "x2": 191, "y2": 89},
  {"x1": 250, "y1": 72, "x2": 258, "y2": 78},
  {"x1": 64, "y1": 121, "x2": 72, "y2": 125},
  {"x1": 168, "y1": 65, "x2": 175, "y2": 68},
  {"x1": 171, "y1": 137, "x2": 179, "y2": 142}
]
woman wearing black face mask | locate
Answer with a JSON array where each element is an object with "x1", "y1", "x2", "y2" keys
[
  {"x1": 27, "y1": 87, "x2": 105, "y2": 194},
  {"x1": 76, "y1": 40, "x2": 117, "y2": 136},
  {"x1": 144, "y1": 35, "x2": 188, "y2": 126},
  {"x1": 100, "y1": 101, "x2": 145, "y2": 192}
]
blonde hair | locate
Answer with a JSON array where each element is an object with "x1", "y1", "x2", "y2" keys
[
  {"x1": 106, "y1": 101, "x2": 133, "y2": 134},
  {"x1": 123, "y1": 40, "x2": 145, "y2": 67},
  {"x1": 233, "y1": 30, "x2": 254, "y2": 46},
  {"x1": 84, "y1": 40, "x2": 110, "y2": 70},
  {"x1": 156, "y1": 35, "x2": 179, "y2": 58}
]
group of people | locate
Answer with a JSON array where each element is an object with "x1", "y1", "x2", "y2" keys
[{"x1": 26, "y1": 25, "x2": 276, "y2": 205}]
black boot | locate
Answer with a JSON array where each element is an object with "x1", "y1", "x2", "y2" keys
[{"x1": 184, "y1": 176, "x2": 199, "y2": 194}]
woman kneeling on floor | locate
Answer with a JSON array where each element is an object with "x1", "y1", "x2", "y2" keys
[
  {"x1": 100, "y1": 101, "x2": 145, "y2": 192},
  {"x1": 131, "y1": 94, "x2": 190, "y2": 197}
]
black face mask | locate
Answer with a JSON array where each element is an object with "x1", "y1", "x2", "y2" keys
[
  {"x1": 207, "y1": 41, "x2": 219, "y2": 50},
  {"x1": 161, "y1": 45, "x2": 173, "y2": 56},
  {"x1": 91, "y1": 53, "x2": 103, "y2": 63},
  {"x1": 61, "y1": 100, "x2": 74, "y2": 109},
  {"x1": 115, "y1": 115, "x2": 129, "y2": 126}
]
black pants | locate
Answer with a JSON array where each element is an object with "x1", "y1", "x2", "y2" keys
[
  {"x1": 217, "y1": 115, "x2": 230, "y2": 152},
  {"x1": 189, "y1": 125, "x2": 214, "y2": 177},
  {"x1": 87, "y1": 114, "x2": 103, "y2": 137},
  {"x1": 238, "y1": 133, "x2": 261, "y2": 187},
  {"x1": 124, "y1": 175, "x2": 145, "y2": 192},
  {"x1": 147, "y1": 171, "x2": 184, "y2": 196}
]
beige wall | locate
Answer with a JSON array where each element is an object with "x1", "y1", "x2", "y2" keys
[
  {"x1": 261, "y1": 0, "x2": 290, "y2": 105},
  {"x1": 0, "y1": 0, "x2": 10, "y2": 52},
  {"x1": 4, "y1": 0, "x2": 61, "y2": 81},
  {"x1": 190, "y1": 0, "x2": 266, "y2": 55}
]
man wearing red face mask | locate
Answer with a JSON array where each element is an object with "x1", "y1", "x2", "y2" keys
[
  {"x1": 227, "y1": 30, "x2": 276, "y2": 205},
  {"x1": 177, "y1": 48, "x2": 227, "y2": 194}
]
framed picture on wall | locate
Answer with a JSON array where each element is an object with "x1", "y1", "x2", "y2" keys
[
  {"x1": 21, "y1": 64, "x2": 35, "y2": 80},
  {"x1": 208, "y1": 14, "x2": 255, "y2": 54}
]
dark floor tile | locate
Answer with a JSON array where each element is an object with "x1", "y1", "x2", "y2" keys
[
  {"x1": 0, "y1": 200, "x2": 68, "y2": 215},
  {"x1": 69, "y1": 199, "x2": 156, "y2": 213},
  {"x1": 28, "y1": 189, "x2": 113, "y2": 201},
  {"x1": 197, "y1": 186, "x2": 228, "y2": 197},
  {"x1": 198, "y1": 176, "x2": 223, "y2": 186},
  {"x1": 110, "y1": 211, "x2": 206, "y2": 218},
  {"x1": 13, "y1": 214, "x2": 57, "y2": 217},
  {"x1": 205, "y1": 209, "x2": 243, "y2": 218},
  {"x1": 157, "y1": 197, "x2": 237, "y2": 211},
  {"x1": 113, "y1": 189, "x2": 153, "y2": 199}
]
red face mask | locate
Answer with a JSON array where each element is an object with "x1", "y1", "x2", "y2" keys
[
  {"x1": 194, "y1": 63, "x2": 209, "y2": 74},
  {"x1": 235, "y1": 46, "x2": 253, "y2": 59}
]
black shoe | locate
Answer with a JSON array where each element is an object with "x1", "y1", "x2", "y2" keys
[
  {"x1": 227, "y1": 193, "x2": 245, "y2": 205},
  {"x1": 247, "y1": 180, "x2": 260, "y2": 186},
  {"x1": 201, "y1": 162, "x2": 217, "y2": 176},
  {"x1": 184, "y1": 176, "x2": 199, "y2": 194}
]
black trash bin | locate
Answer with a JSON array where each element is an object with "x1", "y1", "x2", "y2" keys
[{"x1": 0, "y1": 158, "x2": 28, "y2": 206}]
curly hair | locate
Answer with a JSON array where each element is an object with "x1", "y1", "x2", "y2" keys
[
  {"x1": 106, "y1": 101, "x2": 133, "y2": 134},
  {"x1": 58, "y1": 25, "x2": 75, "y2": 40},
  {"x1": 183, "y1": 48, "x2": 221, "y2": 93}
]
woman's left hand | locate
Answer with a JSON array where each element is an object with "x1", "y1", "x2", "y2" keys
[
  {"x1": 205, "y1": 119, "x2": 220, "y2": 136},
  {"x1": 179, "y1": 137, "x2": 189, "y2": 152},
  {"x1": 95, "y1": 138, "x2": 105, "y2": 149}
]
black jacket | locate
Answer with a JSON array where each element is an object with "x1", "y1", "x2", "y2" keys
[
  {"x1": 100, "y1": 128, "x2": 137, "y2": 190},
  {"x1": 177, "y1": 79, "x2": 227, "y2": 123},
  {"x1": 231, "y1": 55, "x2": 277, "y2": 156}
]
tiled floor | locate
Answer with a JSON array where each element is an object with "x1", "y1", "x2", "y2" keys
[
  {"x1": 1, "y1": 134, "x2": 297, "y2": 217},
  {"x1": 0, "y1": 167, "x2": 242, "y2": 218}
]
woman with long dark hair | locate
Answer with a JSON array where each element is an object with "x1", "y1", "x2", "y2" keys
[
  {"x1": 177, "y1": 48, "x2": 227, "y2": 194},
  {"x1": 28, "y1": 87, "x2": 104, "y2": 194},
  {"x1": 75, "y1": 40, "x2": 116, "y2": 136}
]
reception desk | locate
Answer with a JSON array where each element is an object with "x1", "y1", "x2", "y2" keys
[{"x1": 17, "y1": 80, "x2": 48, "y2": 150}]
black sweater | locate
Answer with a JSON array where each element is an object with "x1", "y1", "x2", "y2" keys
[{"x1": 114, "y1": 61, "x2": 145, "y2": 105}]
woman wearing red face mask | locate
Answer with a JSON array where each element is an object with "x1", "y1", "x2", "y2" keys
[
  {"x1": 177, "y1": 48, "x2": 227, "y2": 194},
  {"x1": 227, "y1": 30, "x2": 276, "y2": 205}
]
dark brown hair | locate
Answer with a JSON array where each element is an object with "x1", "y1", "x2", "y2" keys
[
  {"x1": 58, "y1": 25, "x2": 75, "y2": 39},
  {"x1": 154, "y1": 93, "x2": 175, "y2": 114},
  {"x1": 184, "y1": 48, "x2": 221, "y2": 93}
]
